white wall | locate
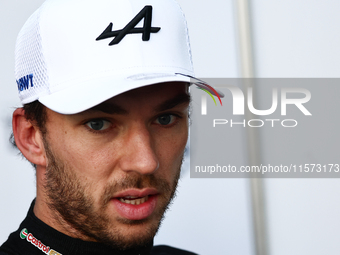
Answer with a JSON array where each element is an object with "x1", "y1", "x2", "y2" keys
[{"x1": 250, "y1": 1, "x2": 340, "y2": 255}]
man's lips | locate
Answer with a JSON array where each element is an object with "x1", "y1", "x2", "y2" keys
[
  {"x1": 113, "y1": 188, "x2": 159, "y2": 199},
  {"x1": 112, "y1": 188, "x2": 159, "y2": 220}
]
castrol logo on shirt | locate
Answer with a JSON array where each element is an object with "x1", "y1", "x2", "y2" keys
[{"x1": 20, "y1": 228, "x2": 62, "y2": 255}]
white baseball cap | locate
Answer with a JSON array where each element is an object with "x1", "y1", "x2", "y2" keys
[{"x1": 15, "y1": 0, "x2": 223, "y2": 114}]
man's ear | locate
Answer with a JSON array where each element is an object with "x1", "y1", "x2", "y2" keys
[{"x1": 12, "y1": 108, "x2": 46, "y2": 167}]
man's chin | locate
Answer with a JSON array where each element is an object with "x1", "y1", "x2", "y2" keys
[{"x1": 99, "y1": 219, "x2": 162, "y2": 250}]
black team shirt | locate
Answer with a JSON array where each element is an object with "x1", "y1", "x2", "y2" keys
[{"x1": 0, "y1": 201, "x2": 197, "y2": 255}]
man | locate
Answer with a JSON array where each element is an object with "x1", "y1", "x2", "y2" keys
[{"x1": 0, "y1": 0, "x2": 220, "y2": 254}]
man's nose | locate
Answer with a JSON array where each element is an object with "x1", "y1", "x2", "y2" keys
[{"x1": 119, "y1": 125, "x2": 159, "y2": 175}]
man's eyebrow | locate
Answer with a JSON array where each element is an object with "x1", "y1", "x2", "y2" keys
[
  {"x1": 83, "y1": 102, "x2": 128, "y2": 115},
  {"x1": 155, "y1": 93, "x2": 191, "y2": 112}
]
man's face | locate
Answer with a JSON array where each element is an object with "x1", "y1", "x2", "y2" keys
[{"x1": 41, "y1": 82, "x2": 190, "y2": 249}]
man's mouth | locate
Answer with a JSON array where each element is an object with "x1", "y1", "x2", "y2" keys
[
  {"x1": 119, "y1": 196, "x2": 149, "y2": 205},
  {"x1": 112, "y1": 190, "x2": 158, "y2": 220}
]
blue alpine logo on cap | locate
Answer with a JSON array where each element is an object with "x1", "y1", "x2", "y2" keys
[{"x1": 16, "y1": 74, "x2": 34, "y2": 92}]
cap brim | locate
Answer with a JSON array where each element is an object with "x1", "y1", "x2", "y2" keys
[{"x1": 39, "y1": 73, "x2": 191, "y2": 114}]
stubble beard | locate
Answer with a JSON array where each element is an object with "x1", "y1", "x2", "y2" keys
[{"x1": 42, "y1": 137, "x2": 182, "y2": 250}]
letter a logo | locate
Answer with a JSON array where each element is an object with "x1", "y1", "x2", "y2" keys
[{"x1": 96, "y1": 5, "x2": 161, "y2": 46}]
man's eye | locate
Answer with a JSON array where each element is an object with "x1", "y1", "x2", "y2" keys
[
  {"x1": 156, "y1": 114, "x2": 176, "y2": 126},
  {"x1": 86, "y1": 119, "x2": 111, "y2": 131}
]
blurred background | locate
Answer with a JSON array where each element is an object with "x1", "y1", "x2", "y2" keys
[{"x1": 1, "y1": 1, "x2": 340, "y2": 255}]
